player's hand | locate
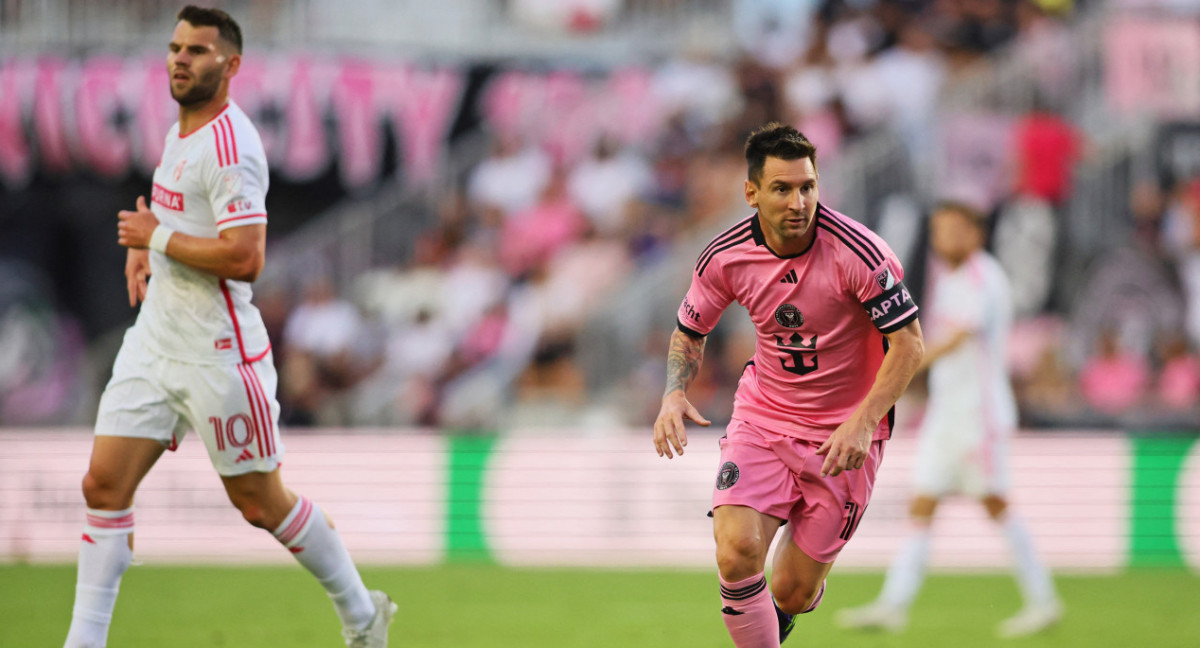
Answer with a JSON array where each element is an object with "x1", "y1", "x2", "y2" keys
[
  {"x1": 815, "y1": 414, "x2": 873, "y2": 477},
  {"x1": 125, "y1": 248, "x2": 151, "y2": 307},
  {"x1": 653, "y1": 389, "x2": 710, "y2": 459},
  {"x1": 117, "y1": 196, "x2": 159, "y2": 250}
]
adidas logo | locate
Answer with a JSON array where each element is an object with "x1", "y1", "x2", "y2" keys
[
  {"x1": 234, "y1": 449, "x2": 254, "y2": 463},
  {"x1": 779, "y1": 269, "x2": 797, "y2": 284}
]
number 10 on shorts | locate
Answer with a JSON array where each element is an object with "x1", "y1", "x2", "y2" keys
[{"x1": 208, "y1": 414, "x2": 256, "y2": 452}]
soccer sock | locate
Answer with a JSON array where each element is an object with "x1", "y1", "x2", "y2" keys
[
  {"x1": 64, "y1": 508, "x2": 135, "y2": 648},
  {"x1": 719, "y1": 573, "x2": 780, "y2": 648},
  {"x1": 272, "y1": 496, "x2": 376, "y2": 631},
  {"x1": 878, "y1": 524, "x2": 931, "y2": 610},
  {"x1": 801, "y1": 579, "x2": 826, "y2": 613},
  {"x1": 1000, "y1": 515, "x2": 1057, "y2": 606}
]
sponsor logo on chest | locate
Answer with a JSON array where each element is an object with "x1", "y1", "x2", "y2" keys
[{"x1": 152, "y1": 182, "x2": 184, "y2": 211}]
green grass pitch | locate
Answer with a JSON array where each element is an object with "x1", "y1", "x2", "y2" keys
[{"x1": 5, "y1": 564, "x2": 1198, "y2": 647}]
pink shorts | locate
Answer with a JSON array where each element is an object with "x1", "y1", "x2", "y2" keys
[{"x1": 712, "y1": 418, "x2": 886, "y2": 563}]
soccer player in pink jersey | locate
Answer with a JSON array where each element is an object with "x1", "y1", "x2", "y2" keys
[
  {"x1": 63, "y1": 7, "x2": 395, "y2": 648},
  {"x1": 836, "y1": 201, "x2": 1061, "y2": 637},
  {"x1": 653, "y1": 123, "x2": 924, "y2": 648}
]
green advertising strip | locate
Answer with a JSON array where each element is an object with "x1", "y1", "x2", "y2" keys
[
  {"x1": 1130, "y1": 436, "x2": 1195, "y2": 567},
  {"x1": 447, "y1": 435, "x2": 499, "y2": 563}
]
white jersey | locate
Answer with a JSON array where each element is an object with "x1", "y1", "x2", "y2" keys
[
  {"x1": 924, "y1": 250, "x2": 1018, "y2": 437},
  {"x1": 135, "y1": 101, "x2": 270, "y2": 365}
]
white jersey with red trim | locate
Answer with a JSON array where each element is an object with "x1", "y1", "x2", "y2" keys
[
  {"x1": 924, "y1": 250, "x2": 1017, "y2": 436},
  {"x1": 134, "y1": 101, "x2": 270, "y2": 365}
]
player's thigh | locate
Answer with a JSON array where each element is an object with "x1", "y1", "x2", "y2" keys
[
  {"x1": 788, "y1": 439, "x2": 885, "y2": 564},
  {"x1": 712, "y1": 420, "x2": 798, "y2": 522},
  {"x1": 94, "y1": 341, "x2": 184, "y2": 447},
  {"x1": 911, "y1": 426, "x2": 962, "y2": 497},
  {"x1": 170, "y1": 358, "x2": 284, "y2": 477}
]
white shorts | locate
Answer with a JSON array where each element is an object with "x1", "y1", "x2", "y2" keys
[
  {"x1": 911, "y1": 419, "x2": 1010, "y2": 498},
  {"x1": 95, "y1": 332, "x2": 284, "y2": 477}
]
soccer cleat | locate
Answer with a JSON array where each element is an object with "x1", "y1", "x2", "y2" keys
[
  {"x1": 774, "y1": 600, "x2": 796, "y2": 644},
  {"x1": 834, "y1": 602, "x2": 907, "y2": 632},
  {"x1": 343, "y1": 590, "x2": 398, "y2": 647},
  {"x1": 997, "y1": 601, "x2": 1062, "y2": 638}
]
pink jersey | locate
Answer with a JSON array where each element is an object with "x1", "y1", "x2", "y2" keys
[{"x1": 676, "y1": 204, "x2": 917, "y2": 442}]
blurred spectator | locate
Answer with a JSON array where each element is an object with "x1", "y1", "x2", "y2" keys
[
  {"x1": 281, "y1": 276, "x2": 376, "y2": 425},
  {"x1": 1012, "y1": 97, "x2": 1083, "y2": 207},
  {"x1": 567, "y1": 135, "x2": 652, "y2": 236},
  {"x1": 1156, "y1": 333, "x2": 1200, "y2": 412},
  {"x1": 732, "y1": 0, "x2": 820, "y2": 70},
  {"x1": 499, "y1": 167, "x2": 587, "y2": 277},
  {"x1": 1078, "y1": 327, "x2": 1149, "y2": 416},
  {"x1": 467, "y1": 131, "x2": 552, "y2": 216}
]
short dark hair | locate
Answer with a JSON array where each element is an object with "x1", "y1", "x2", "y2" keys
[
  {"x1": 177, "y1": 5, "x2": 243, "y2": 54},
  {"x1": 744, "y1": 122, "x2": 817, "y2": 183},
  {"x1": 932, "y1": 199, "x2": 987, "y2": 229}
]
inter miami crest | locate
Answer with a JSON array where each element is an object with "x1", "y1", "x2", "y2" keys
[
  {"x1": 774, "y1": 303, "x2": 804, "y2": 328},
  {"x1": 716, "y1": 461, "x2": 740, "y2": 490}
]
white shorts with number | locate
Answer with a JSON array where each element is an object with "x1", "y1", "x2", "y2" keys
[
  {"x1": 911, "y1": 409, "x2": 1011, "y2": 498},
  {"x1": 95, "y1": 331, "x2": 284, "y2": 477}
]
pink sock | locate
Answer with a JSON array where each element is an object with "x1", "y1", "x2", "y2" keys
[{"x1": 720, "y1": 573, "x2": 780, "y2": 648}]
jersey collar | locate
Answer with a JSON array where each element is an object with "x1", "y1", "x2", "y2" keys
[{"x1": 751, "y1": 207, "x2": 821, "y2": 260}]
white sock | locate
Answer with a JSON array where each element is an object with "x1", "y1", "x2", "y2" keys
[
  {"x1": 878, "y1": 524, "x2": 931, "y2": 610},
  {"x1": 1001, "y1": 515, "x2": 1057, "y2": 607},
  {"x1": 272, "y1": 496, "x2": 375, "y2": 630},
  {"x1": 64, "y1": 508, "x2": 135, "y2": 648}
]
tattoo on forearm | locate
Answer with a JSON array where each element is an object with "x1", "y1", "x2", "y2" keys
[{"x1": 665, "y1": 330, "x2": 706, "y2": 395}]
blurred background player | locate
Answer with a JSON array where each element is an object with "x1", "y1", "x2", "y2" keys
[
  {"x1": 653, "y1": 123, "x2": 924, "y2": 648},
  {"x1": 835, "y1": 201, "x2": 1062, "y2": 638},
  {"x1": 63, "y1": 7, "x2": 394, "y2": 647}
]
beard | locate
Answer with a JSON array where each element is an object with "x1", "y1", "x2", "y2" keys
[{"x1": 170, "y1": 67, "x2": 222, "y2": 107}]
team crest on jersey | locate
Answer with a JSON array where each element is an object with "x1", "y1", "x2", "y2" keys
[
  {"x1": 716, "y1": 461, "x2": 740, "y2": 490},
  {"x1": 173, "y1": 158, "x2": 187, "y2": 181},
  {"x1": 774, "y1": 304, "x2": 804, "y2": 328},
  {"x1": 221, "y1": 170, "x2": 245, "y2": 196},
  {"x1": 875, "y1": 268, "x2": 895, "y2": 291}
]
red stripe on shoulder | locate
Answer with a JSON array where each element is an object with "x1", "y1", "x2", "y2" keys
[
  {"x1": 224, "y1": 115, "x2": 239, "y2": 164},
  {"x1": 212, "y1": 123, "x2": 225, "y2": 167}
]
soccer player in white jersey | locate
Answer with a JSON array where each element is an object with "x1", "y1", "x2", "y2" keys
[
  {"x1": 836, "y1": 201, "x2": 1062, "y2": 638},
  {"x1": 63, "y1": 7, "x2": 395, "y2": 647}
]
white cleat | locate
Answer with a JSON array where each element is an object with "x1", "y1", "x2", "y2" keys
[
  {"x1": 835, "y1": 602, "x2": 908, "y2": 632},
  {"x1": 343, "y1": 590, "x2": 398, "y2": 648},
  {"x1": 997, "y1": 601, "x2": 1062, "y2": 638}
]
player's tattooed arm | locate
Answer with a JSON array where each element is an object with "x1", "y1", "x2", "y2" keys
[
  {"x1": 665, "y1": 328, "x2": 706, "y2": 395},
  {"x1": 655, "y1": 329, "x2": 712, "y2": 459}
]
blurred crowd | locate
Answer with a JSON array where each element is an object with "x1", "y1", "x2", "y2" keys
[{"x1": 3, "y1": 0, "x2": 1199, "y2": 430}]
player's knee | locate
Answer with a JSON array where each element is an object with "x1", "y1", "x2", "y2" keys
[
  {"x1": 983, "y1": 495, "x2": 1008, "y2": 520},
  {"x1": 771, "y1": 577, "x2": 821, "y2": 616},
  {"x1": 716, "y1": 534, "x2": 767, "y2": 579},
  {"x1": 81, "y1": 470, "x2": 127, "y2": 510},
  {"x1": 234, "y1": 499, "x2": 272, "y2": 529}
]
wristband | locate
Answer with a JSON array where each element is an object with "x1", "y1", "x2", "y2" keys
[{"x1": 148, "y1": 225, "x2": 175, "y2": 254}]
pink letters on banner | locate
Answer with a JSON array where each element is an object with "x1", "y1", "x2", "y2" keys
[
  {"x1": 332, "y1": 59, "x2": 381, "y2": 190},
  {"x1": 0, "y1": 60, "x2": 33, "y2": 189},
  {"x1": 379, "y1": 66, "x2": 464, "y2": 188},
  {"x1": 282, "y1": 58, "x2": 329, "y2": 181},
  {"x1": 11, "y1": 53, "x2": 657, "y2": 191},
  {"x1": 132, "y1": 57, "x2": 176, "y2": 175},
  {"x1": 34, "y1": 58, "x2": 73, "y2": 174},
  {"x1": 76, "y1": 56, "x2": 133, "y2": 178}
]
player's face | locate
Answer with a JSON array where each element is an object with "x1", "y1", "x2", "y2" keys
[
  {"x1": 929, "y1": 209, "x2": 980, "y2": 265},
  {"x1": 746, "y1": 156, "x2": 819, "y2": 254},
  {"x1": 166, "y1": 21, "x2": 234, "y2": 107}
]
